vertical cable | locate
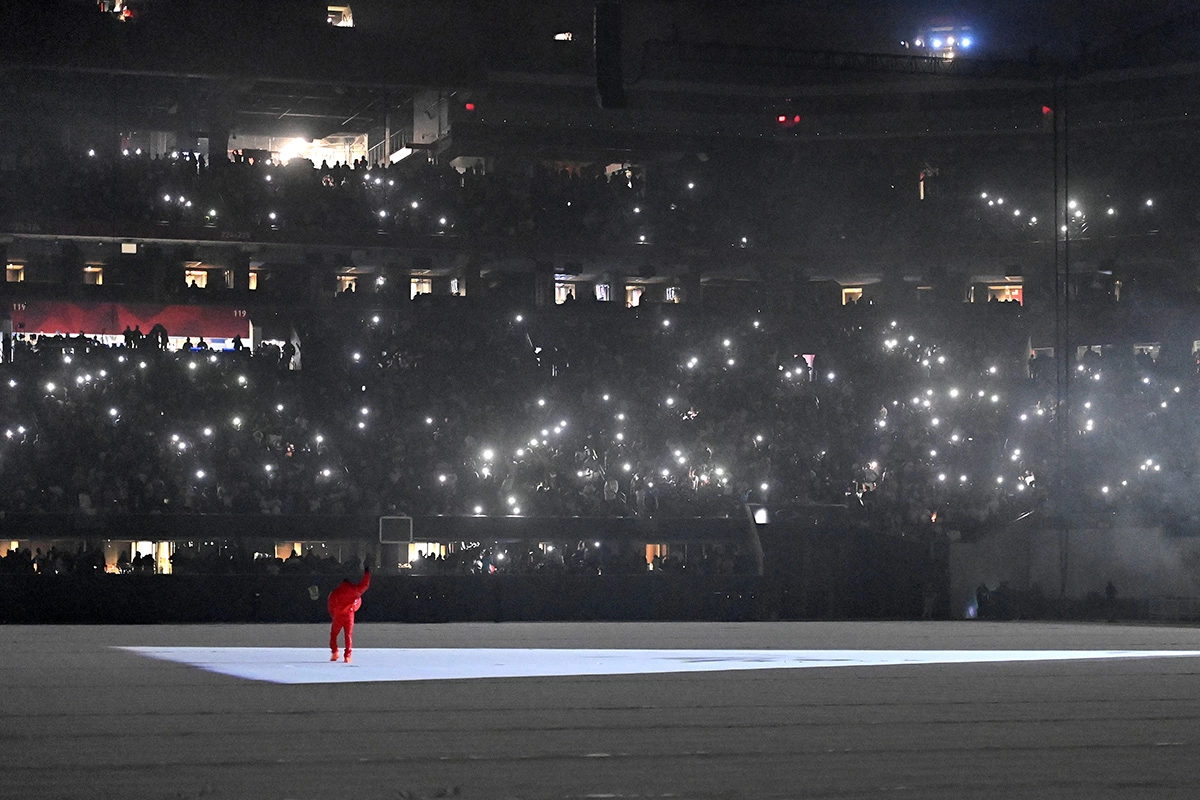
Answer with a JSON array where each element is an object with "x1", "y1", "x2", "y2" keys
[{"x1": 1057, "y1": 78, "x2": 1073, "y2": 597}]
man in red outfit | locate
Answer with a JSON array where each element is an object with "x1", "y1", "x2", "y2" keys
[{"x1": 328, "y1": 563, "x2": 371, "y2": 663}]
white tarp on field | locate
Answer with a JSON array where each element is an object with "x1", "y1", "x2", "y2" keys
[{"x1": 119, "y1": 646, "x2": 1200, "y2": 685}]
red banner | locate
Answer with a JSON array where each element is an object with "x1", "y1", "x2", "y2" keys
[{"x1": 9, "y1": 301, "x2": 250, "y2": 339}]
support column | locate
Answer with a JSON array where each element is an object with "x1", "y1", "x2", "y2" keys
[
  {"x1": 379, "y1": 542, "x2": 403, "y2": 573},
  {"x1": 206, "y1": 266, "x2": 226, "y2": 290},
  {"x1": 681, "y1": 270, "x2": 702, "y2": 306},
  {"x1": 464, "y1": 253, "x2": 485, "y2": 299},
  {"x1": 303, "y1": 252, "x2": 328, "y2": 302},
  {"x1": 641, "y1": 283, "x2": 666, "y2": 304},
  {"x1": 602, "y1": 273, "x2": 625, "y2": 305},
  {"x1": 534, "y1": 265, "x2": 554, "y2": 309},
  {"x1": 227, "y1": 249, "x2": 251, "y2": 292},
  {"x1": 384, "y1": 112, "x2": 392, "y2": 164},
  {"x1": 146, "y1": 245, "x2": 172, "y2": 302},
  {"x1": 57, "y1": 241, "x2": 84, "y2": 288},
  {"x1": 1, "y1": 311, "x2": 11, "y2": 364},
  {"x1": 208, "y1": 131, "x2": 230, "y2": 166}
]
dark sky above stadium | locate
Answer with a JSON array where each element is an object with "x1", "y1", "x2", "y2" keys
[
  {"x1": 636, "y1": 0, "x2": 1194, "y2": 60},
  {"x1": 24, "y1": 1, "x2": 1197, "y2": 81},
  {"x1": 48, "y1": 0, "x2": 1193, "y2": 57}
]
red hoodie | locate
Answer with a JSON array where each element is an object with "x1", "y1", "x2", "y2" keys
[{"x1": 327, "y1": 569, "x2": 371, "y2": 617}]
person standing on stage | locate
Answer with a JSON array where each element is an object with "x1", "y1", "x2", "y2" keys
[{"x1": 328, "y1": 563, "x2": 371, "y2": 663}]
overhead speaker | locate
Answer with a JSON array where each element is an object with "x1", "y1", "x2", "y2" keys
[{"x1": 594, "y1": 1, "x2": 625, "y2": 109}]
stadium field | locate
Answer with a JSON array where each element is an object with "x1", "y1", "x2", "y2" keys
[{"x1": 6, "y1": 621, "x2": 1200, "y2": 799}]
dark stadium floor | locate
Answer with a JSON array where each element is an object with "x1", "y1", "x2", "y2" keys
[{"x1": 6, "y1": 621, "x2": 1200, "y2": 799}]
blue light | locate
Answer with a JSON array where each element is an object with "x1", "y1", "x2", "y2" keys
[
  {"x1": 961, "y1": 38, "x2": 972, "y2": 48},
  {"x1": 932, "y1": 38, "x2": 943, "y2": 49}
]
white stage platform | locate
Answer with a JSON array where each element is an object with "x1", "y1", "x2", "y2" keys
[{"x1": 121, "y1": 645, "x2": 1200, "y2": 684}]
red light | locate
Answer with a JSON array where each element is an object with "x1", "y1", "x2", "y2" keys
[
  {"x1": 1041, "y1": 105, "x2": 1053, "y2": 115},
  {"x1": 777, "y1": 114, "x2": 787, "y2": 123},
  {"x1": 792, "y1": 115, "x2": 801, "y2": 123},
  {"x1": 464, "y1": 102, "x2": 476, "y2": 112}
]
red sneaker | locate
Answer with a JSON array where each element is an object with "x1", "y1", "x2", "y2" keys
[
  {"x1": 344, "y1": 652, "x2": 352, "y2": 663},
  {"x1": 330, "y1": 651, "x2": 339, "y2": 662}
]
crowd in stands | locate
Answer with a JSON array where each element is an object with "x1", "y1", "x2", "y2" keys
[
  {"x1": 166, "y1": 545, "x2": 361, "y2": 576},
  {"x1": 0, "y1": 532, "x2": 745, "y2": 579},
  {"x1": 5, "y1": 296, "x2": 1200, "y2": 564},
  {"x1": 0, "y1": 543, "x2": 106, "y2": 575},
  {"x1": 8, "y1": 144, "x2": 1184, "y2": 256},
  {"x1": 404, "y1": 539, "x2": 740, "y2": 576}
]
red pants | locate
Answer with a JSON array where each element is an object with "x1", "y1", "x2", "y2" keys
[{"x1": 329, "y1": 613, "x2": 355, "y2": 654}]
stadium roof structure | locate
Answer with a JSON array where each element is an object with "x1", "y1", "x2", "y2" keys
[{"x1": 4, "y1": 3, "x2": 1200, "y2": 153}]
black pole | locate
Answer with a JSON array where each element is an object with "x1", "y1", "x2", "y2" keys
[{"x1": 1052, "y1": 77, "x2": 1072, "y2": 599}]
